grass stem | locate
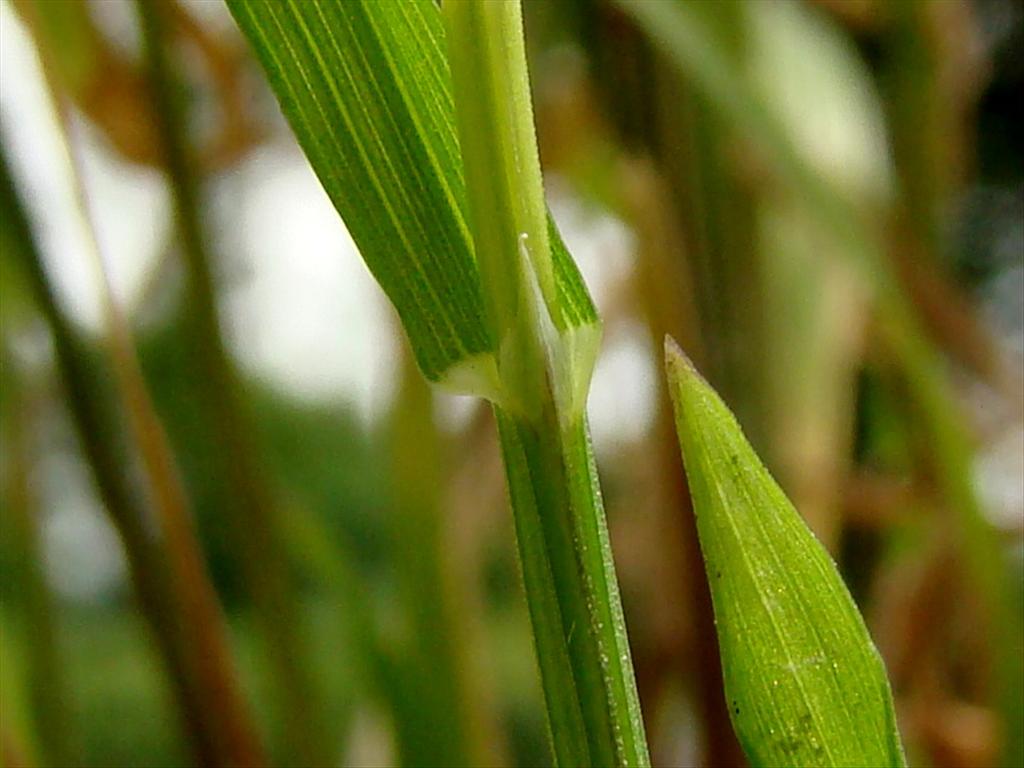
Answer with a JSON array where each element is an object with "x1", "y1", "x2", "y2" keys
[{"x1": 443, "y1": 3, "x2": 649, "y2": 764}]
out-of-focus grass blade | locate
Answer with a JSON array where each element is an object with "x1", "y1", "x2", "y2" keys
[
  {"x1": 227, "y1": 0, "x2": 595, "y2": 396},
  {"x1": 665, "y1": 337, "x2": 906, "y2": 768},
  {"x1": 381, "y1": 351, "x2": 479, "y2": 767},
  {"x1": 1, "y1": 356, "x2": 76, "y2": 768},
  {"x1": 136, "y1": 4, "x2": 326, "y2": 763},
  {"x1": 614, "y1": 0, "x2": 886, "y2": 279},
  {"x1": 0, "y1": 626, "x2": 36, "y2": 768},
  {"x1": 1, "y1": 135, "x2": 224, "y2": 767}
]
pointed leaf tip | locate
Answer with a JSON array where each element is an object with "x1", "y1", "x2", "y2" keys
[
  {"x1": 664, "y1": 335, "x2": 711, "y2": 395},
  {"x1": 664, "y1": 334, "x2": 692, "y2": 374}
]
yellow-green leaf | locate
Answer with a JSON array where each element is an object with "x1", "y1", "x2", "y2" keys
[{"x1": 665, "y1": 337, "x2": 906, "y2": 768}]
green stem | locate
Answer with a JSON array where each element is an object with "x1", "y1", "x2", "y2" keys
[
  {"x1": 385, "y1": 350, "x2": 481, "y2": 766},
  {"x1": 1, "y1": 353, "x2": 76, "y2": 768},
  {"x1": 443, "y1": 2, "x2": 649, "y2": 764},
  {"x1": 496, "y1": 408, "x2": 648, "y2": 766},
  {"x1": 443, "y1": 0, "x2": 551, "y2": 419}
]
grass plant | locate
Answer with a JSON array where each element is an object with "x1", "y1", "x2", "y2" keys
[{"x1": 2, "y1": 1, "x2": 1016, "y2": 766}]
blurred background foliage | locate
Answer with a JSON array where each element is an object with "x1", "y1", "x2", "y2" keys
[{"x1": 0, "y1": 1, "x2": 1021, "y2": 767}]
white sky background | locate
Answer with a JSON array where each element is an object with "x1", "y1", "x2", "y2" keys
[{"x1": 0, "y1": 0, "x2": 655, "y2": 439}]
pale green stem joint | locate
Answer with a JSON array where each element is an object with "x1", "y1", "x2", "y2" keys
[{"x1": 442, "y1": 2, "x2": 650, "y2": 765}]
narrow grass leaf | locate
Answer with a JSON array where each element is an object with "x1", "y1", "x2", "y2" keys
[
  {"x1": 228, "y1": 2, "x2": 648, "y2": 764},
  {"x1": 624, "y1": 3, "x2": 1022, "y2": 758},
  {"x1": 665, "y1": 337, "x2": 906, "y2": 768}
]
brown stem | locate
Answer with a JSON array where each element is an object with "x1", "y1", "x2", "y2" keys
[
  {"x1": 136, "y1": 2, "x2": 328, "y2": 763},
  {"x1": 0, "y1": 135, "x2": 216, "y2": 766}
]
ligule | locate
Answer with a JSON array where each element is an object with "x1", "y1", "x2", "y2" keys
[{"x1": 227, "y1": 0, "x2": 599, "y2": 401}]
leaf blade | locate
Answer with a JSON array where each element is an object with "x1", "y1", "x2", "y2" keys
[
  {"x1": 664, "y1": 337, "x2": 905, "y2": 768},
  {"x1": 231, "y1": 0, "x2": 486, "y2": 380}
]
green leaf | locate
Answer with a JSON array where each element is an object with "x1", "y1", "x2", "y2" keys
[
  {"x1": 624, "y1": 3, "x2": 1022, "y2": 760},
  {"x1": 227, "y1": 0, "x2": 596, "y2": 399},
  {"x1": 664, "y1": 337, "x2": 906, "y2": 768},
  {"x1": 228, "y1": 1, "x2": 648, "y2": 765}
]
